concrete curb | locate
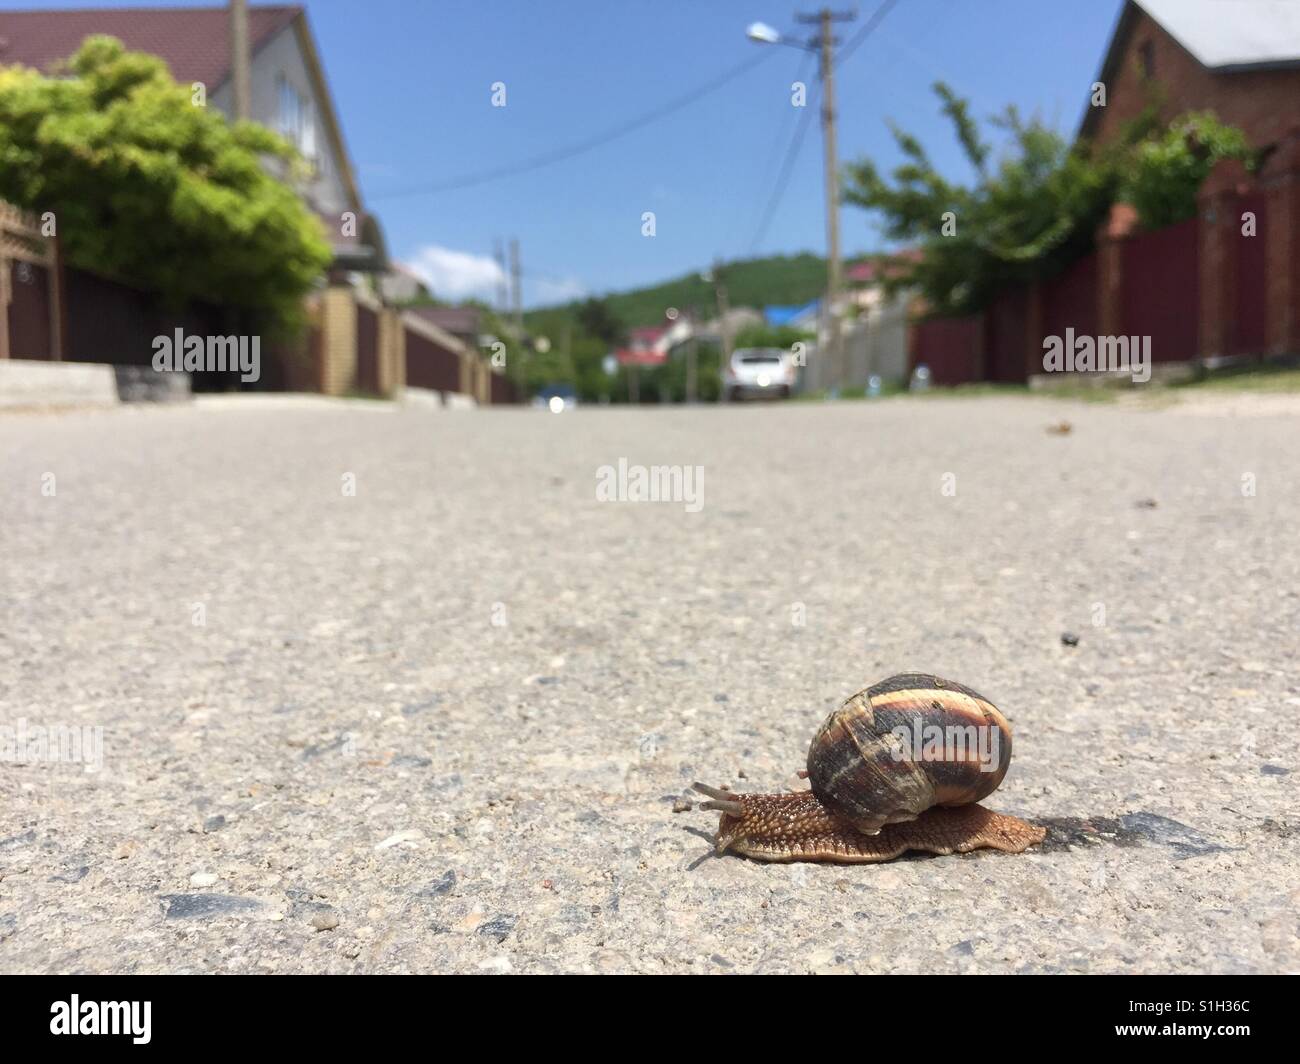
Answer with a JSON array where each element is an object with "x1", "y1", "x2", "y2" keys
[{"x1": 0, "y1": 359, "x2": 120, "y2": 410}]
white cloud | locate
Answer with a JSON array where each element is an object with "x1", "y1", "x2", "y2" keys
[
  {"x1": 404, "y1": 245, "x2": 504, "y2": 302},
  {"x1": 403, "y1": 245, "x2": 588, "y2": 307},
  {"x1": 531, "y1": 276, "x2": 588, "y2": 304}
]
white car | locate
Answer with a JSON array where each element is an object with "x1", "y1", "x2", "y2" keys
[{"x1": 724, "y1": 348, "x2": 796, "y2": 401}]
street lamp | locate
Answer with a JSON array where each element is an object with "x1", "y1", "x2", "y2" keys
[
  {"x1": 745, "y1": 21, "x2": 784, "y2": 45},
  {"x1": 747, "y1": 9, "x2": 854, "y2": 392}
]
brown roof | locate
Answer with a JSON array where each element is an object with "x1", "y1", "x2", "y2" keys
[
  {"x1": 407, "y1": 305, "x2": 481, "y2": 337},
  {"x1": 0, "y1": 5, "x2": 301, "y2": 88}
]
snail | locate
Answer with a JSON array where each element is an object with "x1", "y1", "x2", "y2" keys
[{"x1": 693, "y1": 673, "x2": 1046, "y2": 863}]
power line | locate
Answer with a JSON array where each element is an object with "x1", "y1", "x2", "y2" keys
[
  {"x1": 373, "y1": 48, "x2": 779, "y2": 201},
  {"x1": 747, "y1": 80, "x2": 819, "y2": 254},
  {"x1": 728, "y1": 48, "x2": 813, "y2": 253},
  {"x1": 837, "y1": 0, "x2": 902, "y2": 64},
  {"x1": 741, "y1": 0, "x2": 899, "y2": 257}
]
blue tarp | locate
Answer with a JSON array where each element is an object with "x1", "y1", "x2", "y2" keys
[{"x1": 763, "y1": 300, "x2": 819, "y2": 327}]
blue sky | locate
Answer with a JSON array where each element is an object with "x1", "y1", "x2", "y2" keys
[{"x1": 4, "y1": 0, "x2": 1125, "y2": 306}]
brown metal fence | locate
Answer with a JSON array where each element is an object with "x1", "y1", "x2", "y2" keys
[
  {"x1": 355, "y1": 302, "x2": 380, "y2": 394},
  {"x1": 1120, "y1": 216, "x2": 1200, "y2": 362},
  {"x1": 1234, "y1": 192, "x2": 1268, "y2": 355},
  {"x1": 403, "y1": 323, "x2": 461, "y2": 392},
  {"x1": 6, "y1": 260, "x2": 52, "y2": 360},
  {"x1": 909, "y1": 315, "x2": 982, "y2": 385},
  {"x1": 1043, "y1": 252, "x2": 1099, "y2": 342},
  {"x1": 63, "y1": 266, "x2": 225, "y2": 369},
  {"x1": 490, "y1": 370, "x2": 518, "y2": 404}
]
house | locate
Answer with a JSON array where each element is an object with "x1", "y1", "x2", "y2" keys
[
  {"x1": 845, "y1": 249, "x2": 923, "y2": 313},
  {"x1": 1080, "y1": 0, "x2": 1300, "y2": 153},
  {"x1": 0, "y1": 5, "x2": 511, "y2": 401},
  {"x1": 0, "y1": 4, "x2": 386, "y2": 271},
  {"x1": 379, "y1": 263, "x2": 433, "y2": 304},
  {"x1": 616, "y1": 325, "x2": 670, "y2": 367}
]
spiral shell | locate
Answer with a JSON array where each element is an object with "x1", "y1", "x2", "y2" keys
[{"x1": 805, "y1": 673, "x2": 1013, "y2": 835}]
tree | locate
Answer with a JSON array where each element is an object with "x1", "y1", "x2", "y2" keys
[
  {"x1": 1120, "y1": 112, "x2": 1253, "y2": 229},
  {"x1": 843, "y1": 82, "x2": 1252, "y2": 317},
  {"x1": 733, "y1": 324, "x2": 812, "y2": 350},
  {"x1": 0, "y1": 36, "x2": 331, "y2": 333},
  {"x1": 574, "y1": 297, "x2": 624, "y2": 347}
]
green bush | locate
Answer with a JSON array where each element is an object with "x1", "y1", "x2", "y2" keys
[{"x1": 0, "y1": 36, "x2": 331, "y2": 334}]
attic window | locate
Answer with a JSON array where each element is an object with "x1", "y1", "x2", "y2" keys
[
  {"x1": 1138, "y1": 39, "x2": 1155, "y2": 79},
  {"x1": 276, "y1": 75, "x2": 317, "y2": 161}
]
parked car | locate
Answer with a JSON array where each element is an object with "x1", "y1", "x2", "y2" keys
[
  {"x1": 532, "y1": 383, "x2": 577, "y2": 412},
  {"x1": 723, "y1": 348, "x2": 796, "y2": 401}
]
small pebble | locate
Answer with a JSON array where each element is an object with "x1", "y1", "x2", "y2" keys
[
  {"x1": 672, "y1": 796, "x2": 693, "y2": 813},
  {"x1": 1061, "y1": 632, "x2": 1080, "y2": 647},
  {"x1": 189, "y1": 872, "x2": 218, "y2": 888},
  {"x1": 311, "y1": 912, "x2": 340, "y2": 932}
]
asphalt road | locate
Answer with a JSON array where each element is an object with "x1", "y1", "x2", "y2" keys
[{"x1": 1, "y1": 395, "x2": 1297, "y2": 973}]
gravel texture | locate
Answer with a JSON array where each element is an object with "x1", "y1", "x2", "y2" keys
[{"x1": 1, "y1": 395, "x2": 1297, "y2": 974}]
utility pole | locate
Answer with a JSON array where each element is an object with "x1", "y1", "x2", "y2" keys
[
  {"x1": 494, "y1": 239, "x2": 508, "y2": 316},
  {"x1": 685, "y1": 318, "x2": 698, "y2": 405},
  {"x1": 230, "y1": 0, "x2": 252, "y2": 122},
  {"x1": 795, "y1": 8, "x2": 854, "y2": 390},
  {"x1": 509, "y1": 238, "x2": 523, "y2": 335},
  {"x1": 712, "y1": 258, "x2": 732, "y2": 394}
]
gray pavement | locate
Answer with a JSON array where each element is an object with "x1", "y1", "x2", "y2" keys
[{"x1": 1, "y1": 395, "x2": 1297, "y2": 973}]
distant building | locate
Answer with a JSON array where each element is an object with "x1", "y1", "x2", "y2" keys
[
  {"x1": 1080, "y1": 0, "x2": 1300, "y2": 152},
  {"x1": 380, "y1": 264, "x2": 433, "y2": 304},
  {"x1": 616, "y1": 325, "x2": 670, "y2": 366}
]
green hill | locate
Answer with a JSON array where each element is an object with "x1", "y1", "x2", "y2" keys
[{"x1": 524, "y1": 252, "x2": 830, "y2": 336}]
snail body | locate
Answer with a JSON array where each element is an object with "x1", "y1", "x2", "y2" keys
[{"x1": 694, "y1": 673, "x2": 1045, "y2": 863}]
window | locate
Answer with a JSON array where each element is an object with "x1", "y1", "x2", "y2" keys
[
  {"x1": 276, "y1": 75, "x2": 317, "y2": 161},
  {"x1": 1138, "y1": 39, "x2": 1155, "y2": 79}
]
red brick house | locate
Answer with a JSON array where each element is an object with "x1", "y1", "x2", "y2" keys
[
  {"x1": 911, "y1": 0, "x2": 1300, "y2": 385},
  {"x1": 1080, "y1": 0, "x2": 1300, "y2": 154},
  {"x1": 1075, "y1": 0, "x2": 1300, "y2": 365}
]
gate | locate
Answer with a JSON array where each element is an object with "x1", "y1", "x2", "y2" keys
[{"x1": 1, "y1": 204, "x2": 61, "y2": 361}]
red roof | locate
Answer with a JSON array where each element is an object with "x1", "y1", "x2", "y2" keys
[
  {"x1": 846, "y1": 248, "x2": 924, "y2": 284},
  {"x1": 0, "y1": 6, "x2": 302, "y2": 87},
  {"x1": 615, "y1": 348, "x2": 667, "y2": 367}
]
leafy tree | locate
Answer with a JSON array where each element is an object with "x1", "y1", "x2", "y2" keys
[
  {"x1": 844, "y1": 84, "x2": 1115, "y2": 316},
  {"x1": 733, "y1": 323, "x2": 812, "y2": 350},
  {"x1": 843, "y1": 82, "x2": 1251, "y2": 317},
  {"x1": 0, "y1": 36, "x2": 331, "y2": 333},
  {"x1": 1120, "y1": 112, "x2": 1253, "y2": 228},
  {"x1": 574, "y1": 297, "x2": 625, "y2": 346}
]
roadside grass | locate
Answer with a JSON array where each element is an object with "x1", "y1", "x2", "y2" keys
[
  {"x1": 796, "y1": 381, "x2": 1116, "y2": 402},
  {"x1": 795, "y1": 362, "x2": 1300, "y2": 402},
  {"x1": 1169, "y1": 361, "x2": 1300, "y2": 393}
]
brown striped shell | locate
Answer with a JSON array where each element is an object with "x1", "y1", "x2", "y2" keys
[{"x1": 805, "y1": 673, "x2": 1014, "y2": 835}]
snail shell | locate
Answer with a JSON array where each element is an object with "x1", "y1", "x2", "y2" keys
[
  {"x1": 693, "y1": 673, "x2": 1041, "y2": 863},
  {"x1": 807, "y1": 673, "x2": 1012, "y2": 835}
]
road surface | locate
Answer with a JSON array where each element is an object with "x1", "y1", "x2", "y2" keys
[{"x1": 1, "y1": 394, "x2": 1296, "y2": 973}]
